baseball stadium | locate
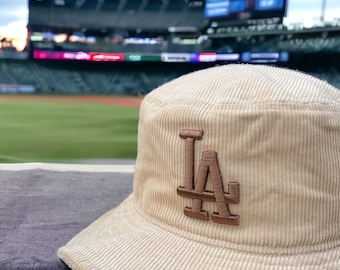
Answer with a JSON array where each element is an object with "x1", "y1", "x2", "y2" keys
[{"x1": 1, "y1": 1, "x2": 339, "y2": 269}]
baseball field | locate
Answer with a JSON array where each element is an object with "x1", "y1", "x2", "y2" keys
[{"x1": 0, "y1": 95, "x2": 142, "y2": 163}]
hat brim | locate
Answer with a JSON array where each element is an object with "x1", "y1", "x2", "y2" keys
[{"x1": 58, "y1": 195, "x2": 339, "y2": 269}]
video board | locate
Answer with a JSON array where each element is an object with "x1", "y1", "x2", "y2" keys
[
  {"x1": 32, "y1": 49, "x2": 288, "y2": 64},
  {"x1": 204, "y1": 0, "x2": 287, "y2": 22}
]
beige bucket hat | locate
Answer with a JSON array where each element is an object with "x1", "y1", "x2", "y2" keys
[{"x1": 58, "y1": 64, "x2": 340, "y2": 269}]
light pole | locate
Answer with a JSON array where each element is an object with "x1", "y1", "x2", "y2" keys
[{"x1": 321, "y1": 0, "x2": 326, "y2": 23}]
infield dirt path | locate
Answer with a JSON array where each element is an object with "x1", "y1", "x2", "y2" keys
[{"x1": 0, "y1": 95, "x2": 143, "y2": 107}]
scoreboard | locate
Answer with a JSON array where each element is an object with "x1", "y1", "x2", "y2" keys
[{"x1": 205, "y1": 0, "x2": 287, "y2": 23}]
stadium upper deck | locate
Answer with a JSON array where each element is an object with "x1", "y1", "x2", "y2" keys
[
  {"x1": 28, "y1": 0, "x2": 207, "y2": 31},
  {"x1": 1, "y1": 1, "x2": 337, "y2": 62}
]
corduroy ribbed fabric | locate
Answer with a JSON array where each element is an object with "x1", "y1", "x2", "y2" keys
[{"x1": 58, "y1": 64, "x2": 340, "y2": 269}]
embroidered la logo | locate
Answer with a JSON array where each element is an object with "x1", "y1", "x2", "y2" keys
[{"x1": 177, "y1": 129, "x2": 240, "y2": 225}]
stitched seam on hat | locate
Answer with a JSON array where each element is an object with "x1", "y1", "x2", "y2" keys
[
  {"x1": 62, "y1": 222, "x2": 340, "y2": 269},
  {"x1": 206, "y1": 101, "x2": 339, "y2": 108},
  {"x1": 144, "y1": 97, "x2": 340, "y2": 111},
  {"x1": 133, "y1": 200, "x2": 340, "y2": 258}
]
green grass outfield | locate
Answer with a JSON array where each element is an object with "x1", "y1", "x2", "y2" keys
[{"x1": 0, "y1": 100, "x2": 140, "y2": 163}]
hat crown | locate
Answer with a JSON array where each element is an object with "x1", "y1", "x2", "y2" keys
[
  {"x1": 134, "y1": 64, "x2": 340, "y2": 254},
  {"x1": 142, "y1": 64, "x2": 340, "y2": 107}
]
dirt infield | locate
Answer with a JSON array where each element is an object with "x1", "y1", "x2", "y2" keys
[{"x1": 0, "y1": 95, "x2": 143, "y2": 107}]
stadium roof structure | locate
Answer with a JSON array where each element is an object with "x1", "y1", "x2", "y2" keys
[{"x1": 28, "y1": 0, "x2": 208, "y2": 32}]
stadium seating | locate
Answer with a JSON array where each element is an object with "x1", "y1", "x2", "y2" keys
[
  {"x1": 144, "y1": 0, "x2": 165, "y2": 11},
  {"x1": 3, "y1": 61, "x2": 37, "y2": 85},
  {"x1": 28, "y1": 0, "x2": 207, "y2": 31},
  {"x1": 309, "y1": 67, "x2": 340, "y2": 88},
  {"x1": 0, "y1": 62, "x2": 17, "y2": 84},
  {"x1": 1, "y1": 59, "x2": 339, "y2": 95}
]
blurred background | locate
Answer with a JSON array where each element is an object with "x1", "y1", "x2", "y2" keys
[
  {"x1": 0, "y1": 0, "x2": 339, "y2": 162},
  {"x1": 1, "y1": 0, "x2": 340, "y2": 93}
]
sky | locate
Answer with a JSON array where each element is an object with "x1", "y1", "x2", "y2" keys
[{"x1": 0, "y1": 0, "x2": 339, "y2": 44}]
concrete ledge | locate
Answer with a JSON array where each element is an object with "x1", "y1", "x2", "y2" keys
[
  {"x1": 0, "y1": 162, "x2": 135, "y2": 173},
  {"x1": 1, "y1": 164, "x2": 134, "y2": 269}
]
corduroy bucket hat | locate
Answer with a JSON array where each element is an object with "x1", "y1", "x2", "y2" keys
[{"x1": 58, "y1": 64, "x2": 340, "y2": 269}]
